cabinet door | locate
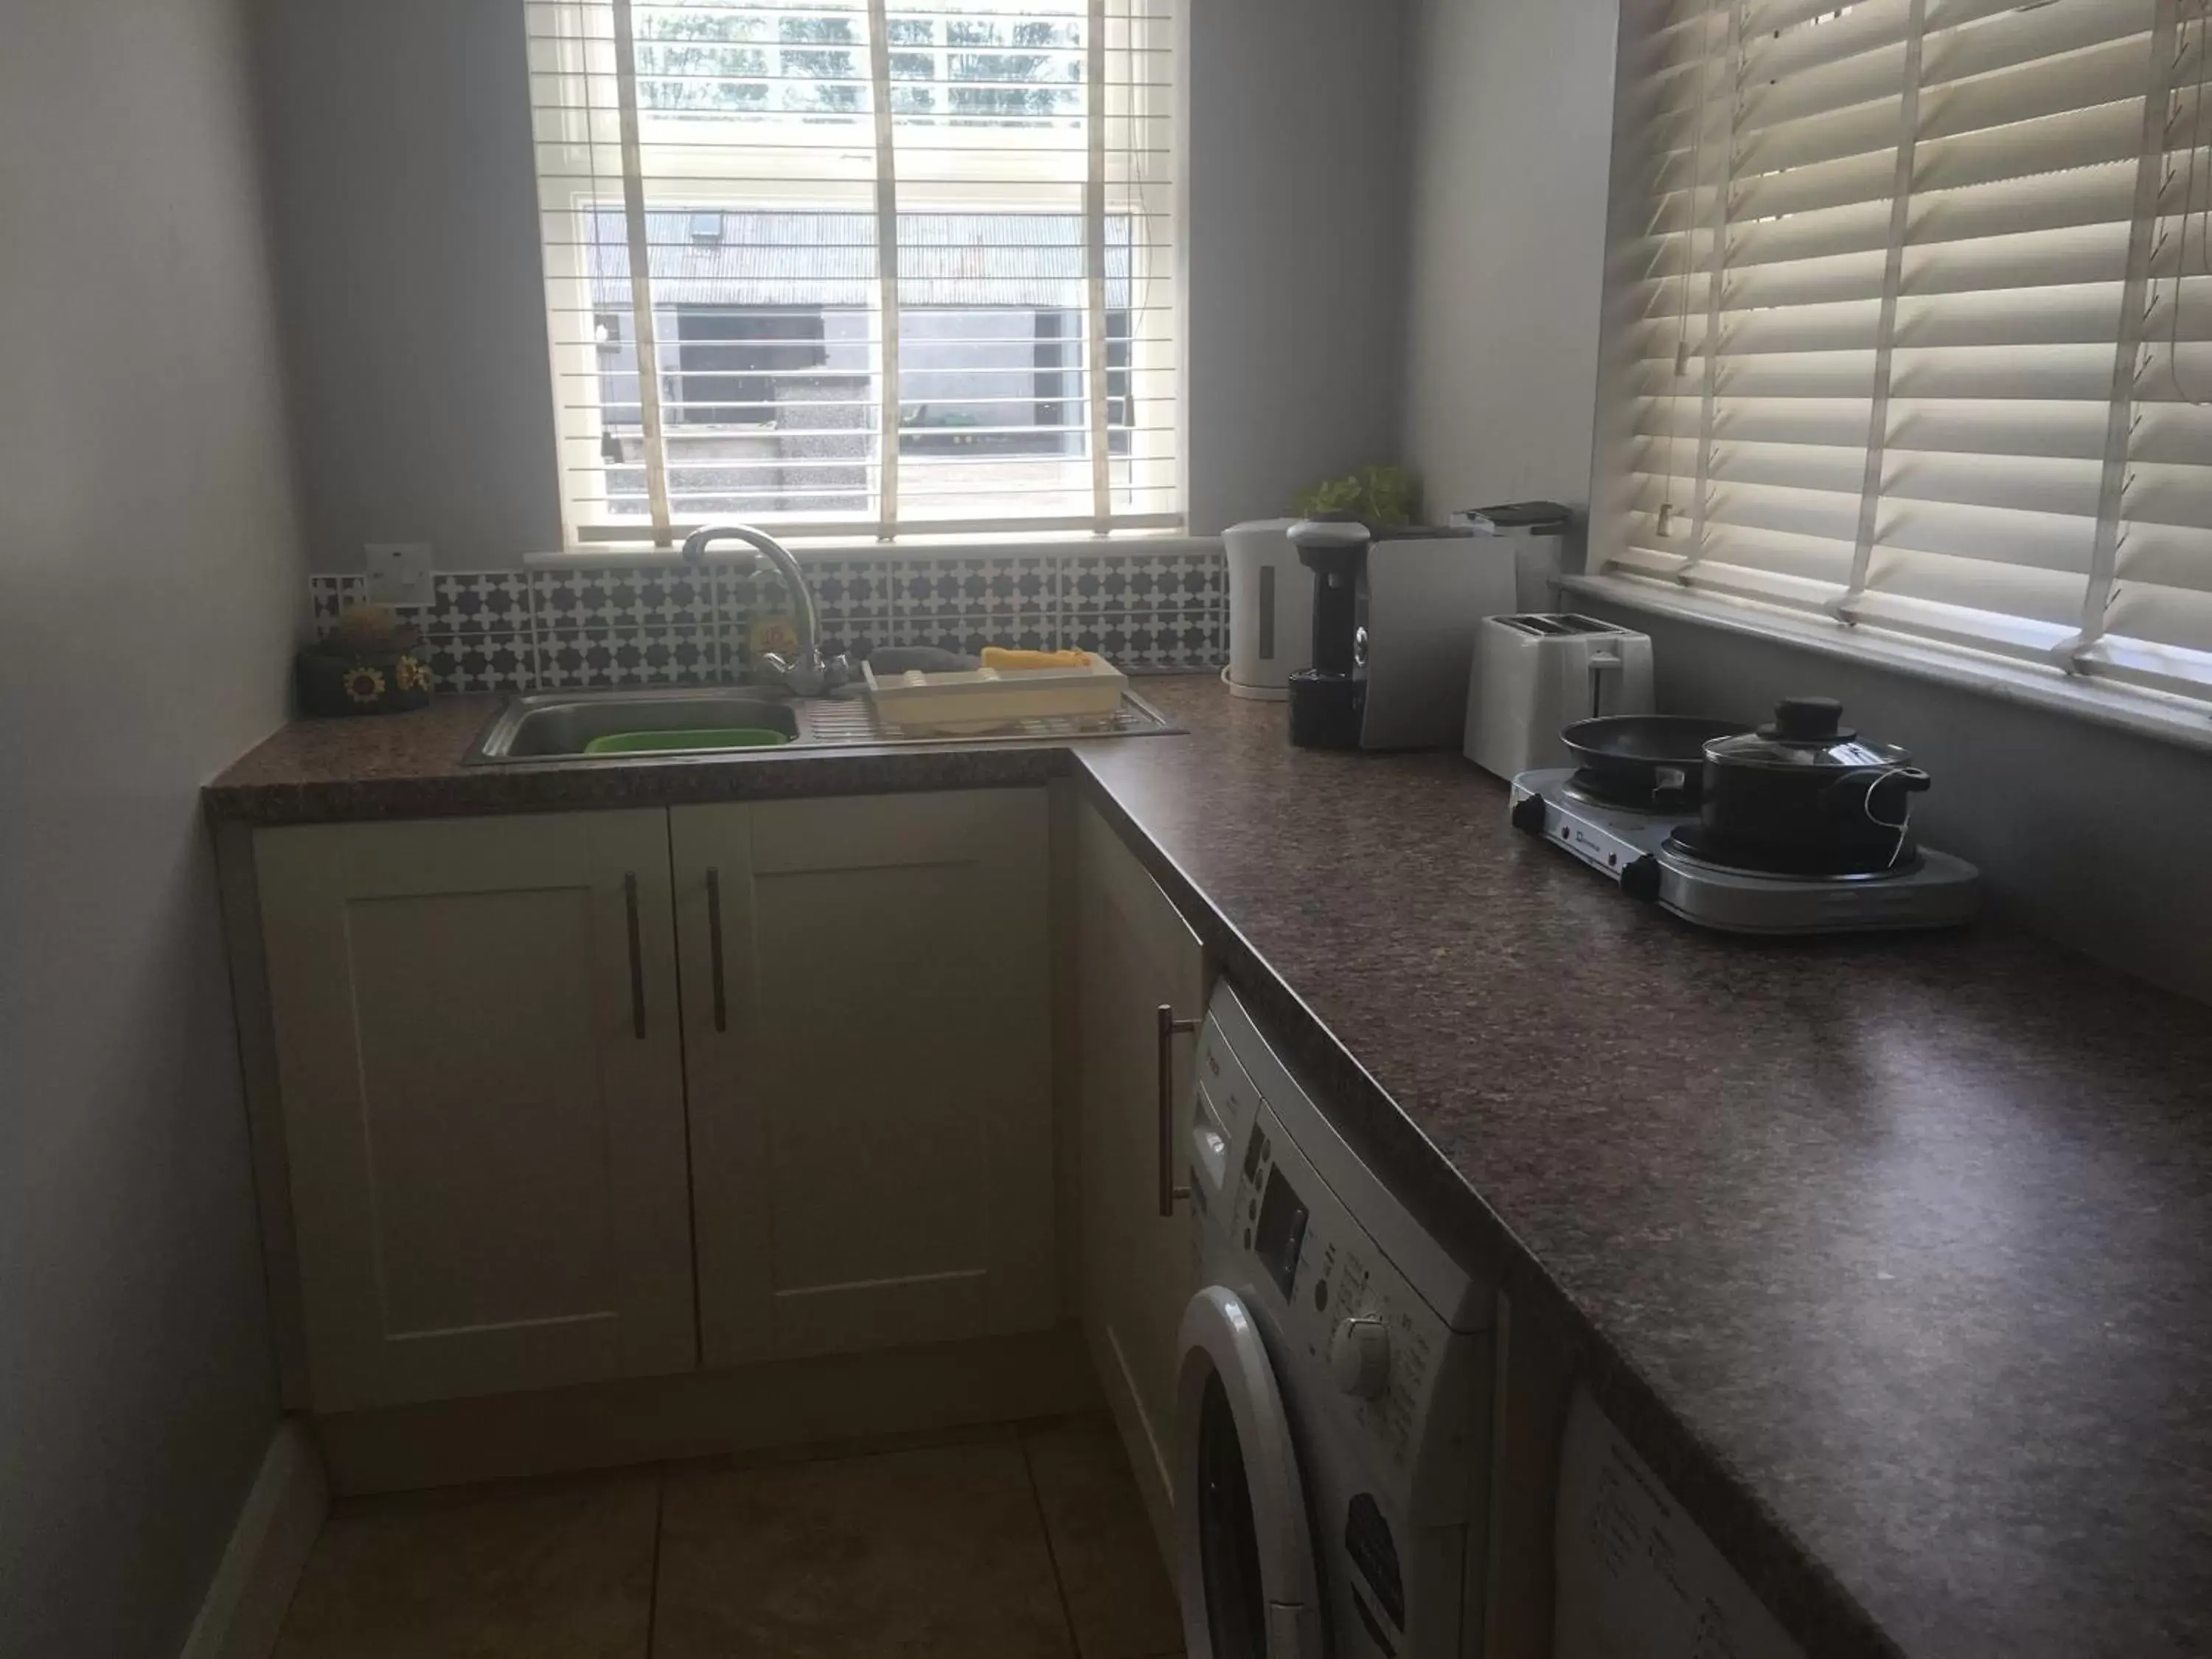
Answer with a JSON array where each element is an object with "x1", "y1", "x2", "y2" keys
[
  {"x1": 255, "y1": 812, "x2": 695, "y2": 1411},
  {"x1": 672, "y1": 790, "x2": 1054, "y2": 1368},
  {"x1": 1077, "y1": 799, "x2": 1206, "y2": 1554}
]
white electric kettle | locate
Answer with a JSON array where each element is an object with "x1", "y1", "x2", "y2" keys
[{"x1": 1220, "y1": 520, "x2": 1314, "y2": 700}]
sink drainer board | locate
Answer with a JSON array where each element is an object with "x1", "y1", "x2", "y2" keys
[
  {"x1": 804, "y1": 689, "x2": 1174, "y2": 745},
  {"x1": 466, "y1": 684, "x2": 1180, "y2": 763},
  {"x1": 863, "y1": 655, "x2": 1127, "y2": 732}
]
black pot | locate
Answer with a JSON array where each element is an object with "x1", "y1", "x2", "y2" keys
[
  {"x1": 1562, "y1": 714, "x2": 1750, "y2": 809},
  {"x1": 1697, "y1": 698, "x2": 1930, "y2": 872}
]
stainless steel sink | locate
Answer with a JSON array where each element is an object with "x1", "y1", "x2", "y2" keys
[
  {"x1": 473, "y1": 689, "x2": 803, "y2": 760},
  {"x1": 467, "y1": 684, "x2": 1177, "y2": 763}
]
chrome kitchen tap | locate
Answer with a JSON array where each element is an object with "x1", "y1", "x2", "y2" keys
[{"x1": 679, "y1": 523, "x2": 852, "y2": 696}]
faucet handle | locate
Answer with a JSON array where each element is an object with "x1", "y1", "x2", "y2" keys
[{"x1": 757, "y1": 651, "x2": 828, "y2": 698}]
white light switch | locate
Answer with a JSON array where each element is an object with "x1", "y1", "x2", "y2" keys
[{"x1": 364, "y1": 542, "x2": 434, "y2": 608}]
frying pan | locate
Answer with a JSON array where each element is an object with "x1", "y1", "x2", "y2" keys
[{"x1": 1560, "y1": 714, "x2": 1750, "y2": 808}]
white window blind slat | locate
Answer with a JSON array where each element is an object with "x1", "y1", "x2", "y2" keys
[
  {"x1": 1639, "y1": 187, "x2": 2211, "y2": 302},
  {"x1": 1631, "y1": 277, "x2": 2212, "y2": 365},
  {"x1": 1673, "y1": 437, "x2": 2111, "y2": 520},
  {"x1": 526, "y1": 0, "x2": 1180, "y2": 546},
  {"x1": 1640, "y1": 481, "x2": 2100, "y2": 580},
  {"x1": 1658, "y1": 0, "x2": 2158, "y2": 114},
  {"x1": 1630, "y1": 349, "x2": 2121, "y2": 436},
  {"x1": 1603, "y1": 0, "x2": 2212, "y2": 702},
  {"x1": 1658, "y1": 27, "x2": 2192, "y2": 180},
  {"x1": 1714, "y1": 104, "x2": 2185, "y2": 229},
  {"x1": 1638, "y1": 394, "x2": 2121, "y2": 462}
]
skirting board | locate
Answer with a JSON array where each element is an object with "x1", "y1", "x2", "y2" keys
[
  {"x1": 177, "y1": 1418, "x2": 329, "y2": 1659},
  {"x1": 315, "y1": 1323, "x2": 1101, "y2": 1497}
]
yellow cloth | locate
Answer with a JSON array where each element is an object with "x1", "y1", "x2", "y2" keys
[{"x1": 980, "y1": 647, "x2": 1092, "y2": 670}]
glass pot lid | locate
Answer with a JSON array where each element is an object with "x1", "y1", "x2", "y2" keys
[{"x1": 1703, "y1": 698, "x2": 1912, "y2": 770}]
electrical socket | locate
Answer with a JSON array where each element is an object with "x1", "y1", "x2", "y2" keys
[{"x1": 364, "y1": 542, "x2": 434, "y2": 608}]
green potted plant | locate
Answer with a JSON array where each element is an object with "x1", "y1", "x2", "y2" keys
[
  {"x1": 296, "y1": 603, "x2": 434, "y2": 717},
  {"x1": 1293, "y1": 464, "x2": 1422, "y2": 526}
]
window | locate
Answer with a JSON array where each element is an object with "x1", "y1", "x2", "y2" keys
[
  {"x1": 1593, "y1": 1, "x2": 2212, "y2": 705},
  {"x1": 526, "y1": 0, "x2": 1179, "y2": 545}
]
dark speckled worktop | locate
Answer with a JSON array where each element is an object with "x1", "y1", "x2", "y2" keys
[{"x1": 208, "y1": 678, "x2": 2212, "y2": 1658}]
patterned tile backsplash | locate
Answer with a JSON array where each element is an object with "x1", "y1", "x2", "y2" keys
[{"x1": 309, "y1": 547, "x2": 1225, "y2": 697}]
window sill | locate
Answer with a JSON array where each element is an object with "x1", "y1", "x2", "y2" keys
[
  {"x1": 1563, "y1": 573, "x2": 2212, "y2": 759},
  {"x1": 524, "y1": 529, "x2": 1218, "y2": 567}
]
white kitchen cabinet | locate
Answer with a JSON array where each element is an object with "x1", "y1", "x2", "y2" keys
[
  {"x1": 254, "y1": 812, "x2": 696, "y2": 1412},
  {"x1": 671, "y1": 790, "x2": 1055, "y2": 1368},
  {"x1": 1076, "y1": 799, "x2": 1207, "y2": 1554}
]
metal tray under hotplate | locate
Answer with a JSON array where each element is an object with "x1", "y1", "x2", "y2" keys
[{"x1": 1509, "y1": 768, "x2": 1980, "y2": 935}]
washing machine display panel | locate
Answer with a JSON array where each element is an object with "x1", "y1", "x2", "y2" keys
[{"x1": 1253, "y1": 1170, "x2": 1310, "y2": 1303}]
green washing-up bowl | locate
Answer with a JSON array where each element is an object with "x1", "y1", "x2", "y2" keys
[{"x1": 582, "y1": 727, "x2": 793, "y2": 755}]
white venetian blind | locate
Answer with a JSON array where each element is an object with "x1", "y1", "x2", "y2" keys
[
  {"x1": 525, "y1": 0, "x2": 1178, "y2": 545},
  {"x1": 1601, "y1": 0, "x2": 2212, "y2": 702}
]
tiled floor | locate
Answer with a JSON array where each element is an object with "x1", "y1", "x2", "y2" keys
[{"x1": 271, "y1": 1416, "x2": 1183, "y2": 1659}]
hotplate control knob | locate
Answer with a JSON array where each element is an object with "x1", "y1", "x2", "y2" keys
[
  {"x1": 1330, "y1": 1317, "x2": 1391, "y2": 1399},
  {"x1": 1621, "y1": 853, "x2": 1662, "y2": 902}
]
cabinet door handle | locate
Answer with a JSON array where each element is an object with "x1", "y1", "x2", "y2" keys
[
  {"x1": 1156, "y1": 1004, "x2": 1198, "y2": 1218},
  {"x1": 705, "y1": 867, "x2": 728, "y2": 1033},
  {"x1": 624, "y1": 872, "x2": 647, "y2": 1040}
]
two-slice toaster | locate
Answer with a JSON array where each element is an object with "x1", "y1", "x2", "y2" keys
[{"x1": 1464, "y1": 614, "x2": 1655, "y2": 779}]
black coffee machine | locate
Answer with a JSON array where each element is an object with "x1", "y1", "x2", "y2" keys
[
  {"x1": 1285, "y1": 515, "x2": 1499, "y2": 750},
  {"x1": 1287, "y1": 517, "x2": 1373, "y2": 749}
]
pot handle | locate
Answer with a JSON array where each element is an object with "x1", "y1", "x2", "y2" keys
[
  {"x1": 1822, "y1": 766, "x2": 1933, "y2": 824},
  {"x1": 1650, "y1": 764, "x2": 1690, "y2": 810}
]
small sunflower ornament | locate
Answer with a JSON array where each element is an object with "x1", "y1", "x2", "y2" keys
[{"x1": 296, "y1": 603, "x2": 436, "y2": 717}]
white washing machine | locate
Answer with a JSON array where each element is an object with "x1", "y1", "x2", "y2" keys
[{"x1": 1173, "y1": 981, "x2": 1495, "y2": 1659}]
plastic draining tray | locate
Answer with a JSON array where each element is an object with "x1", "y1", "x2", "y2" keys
[{"x1": 862, "y1": 655, "x2": 1129, "y2": 733}]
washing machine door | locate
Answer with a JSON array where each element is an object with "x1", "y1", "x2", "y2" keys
[{"x1": 1175, "y1": 1286, "x2": 1323, "y2": 1659}]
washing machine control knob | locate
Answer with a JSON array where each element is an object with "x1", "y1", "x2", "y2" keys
[{"x1": 1329, "y1": 1317, "x2": 1391, "y2": 1399}]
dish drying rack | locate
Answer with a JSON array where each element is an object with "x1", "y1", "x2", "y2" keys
[{"x1": 863, "y1": 655, "x2": 1129, "y2": 734}]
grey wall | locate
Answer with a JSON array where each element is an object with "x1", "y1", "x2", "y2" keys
[
  {"x1": 253, "y1": 0, "x2": 1412, "y2": 568},
  {"x1": 0, "y1": 0, "x2": 301, "y2": 1652},
  {"x1": 254, "y1": 0, "x2": 563, "y2": 568},
  {"x1": 1400, "y1": 0, "x2": 1615, "y2": 518},
  {"x1": 1183, "y1": 0, "x2": 1408, "y2": 533}
]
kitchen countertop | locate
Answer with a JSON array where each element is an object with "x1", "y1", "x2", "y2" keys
[
  {"x1": 208, "y1": 679, "x2": 2212, "y2": 1658},
  {"x1": 198, "y1": 691, "x2": 1079, "y2": 821}
]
